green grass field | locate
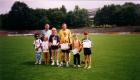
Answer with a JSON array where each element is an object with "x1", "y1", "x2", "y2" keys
[{"x1": 0, "y1": 34, "x2": 140, "y2": 80}]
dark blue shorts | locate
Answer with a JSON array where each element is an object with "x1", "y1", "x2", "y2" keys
[{"x1": 84, "y1": 48, "x2": 92, "y2": 56}]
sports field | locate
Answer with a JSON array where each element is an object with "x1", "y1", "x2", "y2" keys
[{"x1": 0, "y1": 34, "x2": 140, "y2": 80}]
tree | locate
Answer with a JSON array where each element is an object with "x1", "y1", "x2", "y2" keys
[
  {"x1": 94, "y1": 2, "x2": 140, "y2": 26},
  {"x1": 1, "y1": 1, "x2": 89, "y2": 30},
  {"x1": 8, "y1": 1, "x2": 33, "y2": 30}
]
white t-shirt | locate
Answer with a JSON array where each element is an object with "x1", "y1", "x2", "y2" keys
[
  {"x1": 82, "y1": 39, "x2": 92, "y2": 48},
  {"x1": 42, "y1": 41, "x2": 49, "y2": 52},
  {"x1": 41, "y1": 30, "x2": 52, "y2": 39},
  {"x1": 33, "y1": 39, "x2": 42, "y2": 52}
]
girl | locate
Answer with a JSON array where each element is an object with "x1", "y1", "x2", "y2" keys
[
  {"x1": 33, "y1": 32, "x2": 42, "y2": 64},
  {"x1": 42, "y1": 36, "x2": 49, "y2": 64},
  {"x1": 49, "y1": 28, "x2": 60, "y2": 66}
]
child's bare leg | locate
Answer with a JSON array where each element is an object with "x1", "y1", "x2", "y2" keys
[
  {"x1": 46, "y1": 52, "x2": 48, "y2": 64},
  {"x1": 87, "y1": 55, "x2": 91, "y2": 69},
  {"x1": 51, "y1": 50, "x2": 55, "y2": 65},
  {"x1": 44, "y1": 52, "x2": 48, "y2": 64},
  {"x1": 55, "y1": 49, "x2": 59, "y2": 65},
  {"x1": 84, "y1": 56, "x2": 88, "y2": 68},
  {"x1": 89, "y1": 55, "x2": 91, "y2": 67}
]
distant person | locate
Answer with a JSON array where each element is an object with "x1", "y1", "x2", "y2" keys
[
  {"x1": 33, "y1": 32, "x2": 42, "y2": 64},
  {"x1": 42, "y1": 36, "x2": 49, "y2": 64},
  {"x1": 41, "y1": 24, "x2": 52, "y2": 64},
  {"x1": 82, "y1": 32, "x2": 92, "y2": 69},
  {"x1": 72, "y1": 34, "x2": 82, "y2": 68},
  {"x1": 59, "y1": 23, "x2": 72, "y2": 67},
  {"x1": 49, "y1": 28, "x2": 60, "y2": 66}
]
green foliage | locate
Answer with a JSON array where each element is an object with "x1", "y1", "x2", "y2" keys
[
  {"x1": 66, "y1": 6, "x2": 89, "y2": 28},
  {"x1": 0, "y1": 1, "x2": 89, "y2": 30},
  {"x1": 94, "y1": 3, "x2": 140, "y2": 26}
]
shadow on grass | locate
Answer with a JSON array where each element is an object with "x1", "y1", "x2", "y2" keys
[
  {"x1": 21, "y1": 61, "x2": 51, "y2": 66},
  {"x1": 21, "y1": 61, "x2": 85, "y2": 70},
  {"x1": 21, "y1": 61, "x2": 36, "y2": 66}
]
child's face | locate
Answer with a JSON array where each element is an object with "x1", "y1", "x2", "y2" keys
[
  {"x1": 74, "y1": 35, "x2": 78, "y2": 39},
  {"x1": 52, "y1": 30, "x2": 57, "y2": 35},
  {"x1": 44, "y1": 37, "x2": 48, "y2": 41},
  {"x1": 84, "y1": 35, "x2": 88, "y2": 38}
]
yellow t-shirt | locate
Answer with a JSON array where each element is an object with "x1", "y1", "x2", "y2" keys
[{"x1": 59, "y1": 29, "x2": 72, "y2": 44}]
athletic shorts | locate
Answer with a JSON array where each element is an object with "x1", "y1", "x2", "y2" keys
[
  {"x1": 61, "y1": 49, "x2": 70, "y2": 53},
  {"x1": 51, "y1": 46, "x2": 59, "y2": 50},
  {"x1": 84, "y1": 48, "x2": 92, "y2": 56}
]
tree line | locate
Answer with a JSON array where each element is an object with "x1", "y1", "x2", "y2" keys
[
  {"x1": 0, "y1": 1, "x2": 89, "y2": 30},
  {"x1": 94, "y1": 2, "x2": 140, "y2": 26},
  {"x1": 0, "y1": 1, "x2": 140, "y2": 30}
]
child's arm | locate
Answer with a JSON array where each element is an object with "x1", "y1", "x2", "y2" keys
[{"x1": 78, "y1": 40, "x2": 82, "y2": 53}]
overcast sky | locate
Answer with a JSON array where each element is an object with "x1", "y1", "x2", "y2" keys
[{"x1": 0, "y1": 0, "x2": 140, "y2": 14}]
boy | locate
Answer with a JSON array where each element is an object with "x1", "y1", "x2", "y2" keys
[
  {"x1": 33, "y1": 32, "x2": 42, "y2": 64},
  {"x1": 82, "y1": 32, "x2": 92, "y2": 69},
  {"x1": 72, "y1": 34, "x2": 82, "y2": 68},
  {"x1": 49, "y1": 28, "x2": 60, "y2": 66}
]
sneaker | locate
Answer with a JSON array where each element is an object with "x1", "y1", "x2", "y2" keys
[
  {"x1": 77, "y1": 65, "x2": 81, "y2": 68},
  {"x1": 73, "y1": 65, "x2": 76, "y2": 67},
  {"x1": 51, "y1": 61, "x2": 55, "y2": 65},
  {"x1": 57, "y1": 62, "x2": 59, "y2": 66},
  {"x1": 35, "y1": 62, "x2": 38, "y2": 64},
  {"x1": 84, "y1": 65, "x2": 87, "y2": 69},
  {"x1": 66, "y1": 62, "x2": 69, "y2": 67},
  {"x1": 87, "y1": 66, "x2": 91, "y2": 69},
  {"x1": 59, "y1": 62, "x2": 63, "y2": 67}
]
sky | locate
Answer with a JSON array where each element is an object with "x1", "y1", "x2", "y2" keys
[{"x1": 0, "y1": 0, "x2": 140, "y2": 14}]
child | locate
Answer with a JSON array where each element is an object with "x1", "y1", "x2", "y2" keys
[
  {"x1": 49, "y1": 28, "x2": 60, "y2": 66},
  {"x1": 82, "y1": 32, "x2": 92, "y2": 69},
  {"x1": 33, "y1": 32, "x2": 42, "y2": 64},
  {"x1": 72, "y1": 34, "x2": 82, "y2": 68},
  {"x1": 42, "y1": 36, "x2": 49, "y2": 64}
]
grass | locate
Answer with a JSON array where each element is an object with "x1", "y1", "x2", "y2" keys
[{"x1": 0, "y1": 34, "x2": 140, "y2": 80}]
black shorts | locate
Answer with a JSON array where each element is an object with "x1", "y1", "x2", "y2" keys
[
  {"x1": 51, "y1": 46, "x2": 59, "y2": 50},
  {"x1": 61, "y1": 49, "x2": 70, "y2": 53},
  {"x1": 84, "y1": 48, "x2": 92, "y2": 56}
]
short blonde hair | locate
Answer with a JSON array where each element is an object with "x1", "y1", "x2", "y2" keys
[{"x1": 52, "y1": 27, "x2": 57, "y2": 31}]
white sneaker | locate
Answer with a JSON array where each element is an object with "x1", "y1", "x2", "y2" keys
[
  {"x1": 57, "y1": 62, "x2": 59, "y2": 66},
  {"x1": 84, "y1": 65, "x2": 87, "y2": 69},
  {"x1": 35, "y1": 62, "x2": 38, "y2": 64},
  {"x1": 66, "y1": 62, "x2": 69, "y2": 67},
  {"x1": 51, "y1": 61, "x2": 55, "y2": 65},
  {"x1": 77, "y1": 65, "x2": 81, "y2": 68},
  {"x1": 59, "y1": 63, "x2": 63, "y2": 67},
  {"x1": 87, "y1": 66, "x2": 91, "y2": 69},
  {"x1": 39, "y1": 61, "x2": 41, "y2": 64}
]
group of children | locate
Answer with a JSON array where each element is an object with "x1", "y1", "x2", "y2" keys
[{"x1": 33, "y1": 28, "x2": 93, "y2": 69}]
